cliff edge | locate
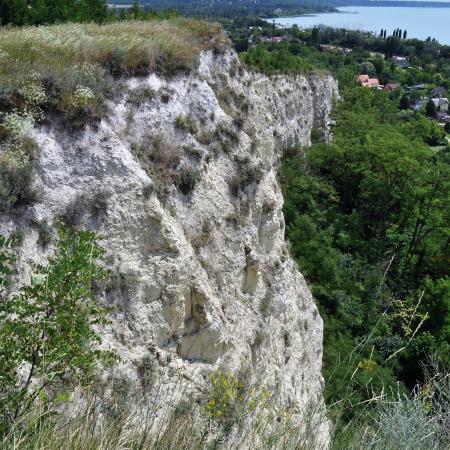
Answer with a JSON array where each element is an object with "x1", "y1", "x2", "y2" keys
[{"x1": 0, "y1": 26, "x2": 337, "y2": 446}]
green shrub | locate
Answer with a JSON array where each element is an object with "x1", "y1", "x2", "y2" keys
[
  {"x1": 130, "y1": 134, "x2": 182, "y2": 202},
  {"x1": 174, "y1": 115, "x2": 198, "y2": 134},
  {"x1": 176, "y1": 166, "x2": 201, "y2": 195},
  {"x1": 0, "y1": 234, "x2": 15, "y2": 291},
  {"x1": 127, "y1": 86, "x2": 156, "y2": 106},
  {"x1": 310, "y1": 127, "x2": 325, "y2": 144},
  {"x1": 136, "y1": 355, "x2": 156, "y2": 390},
  {"x1": 205, "y1": 369, "x2": 245, "y2": 427},
  {"x1": 229, "y1": 157, "x2": 264, "y2": 197},
  {"x1": 35, "y1": 219, "x2": 53, "y2": 247},
  {"x1": 213, "y1": 122, "x2": 240, "y2": 154},
  {"x1": 61, "y1": 190, "x2": 110, "y2": 226},
  {"x1": 0, "y1": 225, "x2": 114, "y2": 434}
]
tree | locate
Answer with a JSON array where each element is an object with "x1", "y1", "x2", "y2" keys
[
  {"x1": 128, "y1": 1, "x2": 142, "y2": 20},
  {"x1": 444, "y1": 122, "x2": 450, "y2": 133},
  {"x1": 0, "y1": 0, "x2": 28, "y2": 25},
  {"x1": 399, "y1": 94, "x2": 410, "y2": 110},
  {"x1": 426, "y1": 99, "x2": 437, "y2": 117},
  {"x1": 403, "y1": 30, "x2": 408, "y2": 39},
  {"x1": 75, "y1": 0, "x2": 108, "y2": 23},
  {"x1": 0, "y1": 225, "x2": 113, "y2": 434},
  {"x1": 0, "y1": 0, "x2": 107, "y2": 25},
  {"x1": 311, "y1": 27, "x2": 320, "y2": 44}
]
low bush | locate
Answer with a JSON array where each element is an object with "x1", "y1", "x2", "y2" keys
[
  {"x1": 213, "y1": 122, "x2": 240, "y2": 154},
  {"x1": 229, "y1": 157, "x2": 264, "y2": 197},
  {"x1": 174, "y1": 115, "x2": 198, "y2": 135},
  {"x1": 0, "y1": 225, "x2": 113, "y2": 435},
  {"x1": 0, "y1": 133, "x2": 39, "y2": 215},
  {"x1": 34, "y1": 219, "x2": 53, "y2": 247},
  {"x1": 60, "y1": 190, "x2": 110, "y2": 226},
  {"x1": 131, "y1": 134, "x2": 183, "y2": 202},
  {"x1": 176, "y1": 166, "x2": 201, "y2": 195},
  {"x1": 310, "y1": 127, "x2": 325, "y2": 144},
  {"x1": 127, "y1": 86, "x2": 156, "y2": 106}
]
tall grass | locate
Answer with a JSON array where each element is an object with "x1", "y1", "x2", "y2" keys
[
  {"x1": 0, "y1": 366, "x2": 329, "y2": 450},
  {"x1": 0, "y1": 385, "x2": 328, "y2": 450},
  {"x1": 331, "y1": 363, "x2": 450, "y2": 450},
  {"x1": 1, "y1": 367, "x2": 448, "y2": 450},
  {"x1": 0, "y1": 19, "x2": 226, "y2": 82},
  {"x1": 0, "y1": 19, "x2": 227, "y2": 124}
]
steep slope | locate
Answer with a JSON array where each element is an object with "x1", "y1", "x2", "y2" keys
[{"x1": 1, "y1": 35, "x2": 337, "y2": 444}]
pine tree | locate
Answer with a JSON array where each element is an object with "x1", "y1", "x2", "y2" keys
[
  {"x1": 426, "y1": 99, "x2": 437, "y2": 118},
  {"x1": 399, "y1": 94, "x2": 410, "y2": 110},
  {"x1": 311, "y1": 27, "x2": 320, "y2": 44}
]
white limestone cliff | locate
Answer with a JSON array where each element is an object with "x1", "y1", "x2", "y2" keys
[{"x1": 2, "y1": 49, "x2": 338, "y2": 445}]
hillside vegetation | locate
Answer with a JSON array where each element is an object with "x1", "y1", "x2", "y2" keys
[
  {"x1": 1, "y1": 11, "x2": 449, "y2": 450},
  {"x1": 0, "y1": 19, "x2": 226, "y2": 112}
]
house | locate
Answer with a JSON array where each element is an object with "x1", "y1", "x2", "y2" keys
[
  {"x1": 356, "y1": 74, "x2": 381, "y2": 89},
  {"x1": 356, "y1": 74, "x2": 370, "y2": 84},
  {"x1": 383, "y1": 83, "x2": 401, "y2": 92},
  {"x1": 259, "y1": 36, "x2": 288, "y2": 43},
  {"x1": 435, "y1": 111, "x2": 450, "y2": 122},
  {"x1": 431, "y1": 86, "x2": 446, "y2": 98},
  {"x1": 272, "y1": 36, "x2": 287, "y2": 43},
  {"x1": 392, "y1": 56, "x2": 410, "y2": 68},
  {"x1": 431, "y1": 97, "x2": 449, "y2": 113},
  {"x1": 368, "y1": 78, "x2": 381, "y2": 89}
]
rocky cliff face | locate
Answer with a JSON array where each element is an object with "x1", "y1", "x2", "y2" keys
[{"x1": 2, "y1": 50, "x2": 337, "y2": 443}]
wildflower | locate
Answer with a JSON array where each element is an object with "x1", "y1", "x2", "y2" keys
[
  {"x1": 1, "y1": 110, "x2": 35, "y2": 141},
  {"x1": 19, "y1": 76, "x2": 46, "y2": 106},
  {"x1": 69, "y1": 86, "x2": 96, "y2": 108}
]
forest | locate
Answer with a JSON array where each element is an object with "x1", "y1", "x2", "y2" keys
[
  {"x1": 0, "y1": 0, "x2": 337, "y2": 25},
  {"x1": 239, "y1": 25, "x2": 449, "y2": 423}
]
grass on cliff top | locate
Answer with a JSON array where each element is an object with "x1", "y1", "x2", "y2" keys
[{"x1": 0, "y1": 19, "x2": 227, "y2": 114}]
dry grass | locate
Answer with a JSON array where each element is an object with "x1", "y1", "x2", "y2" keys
[
  {"x1": 0, "y1": 19, "x2": 228, "y2": 118},
  {"x1": 0, "y1": 390, "x2": 328, "y2": 450}
]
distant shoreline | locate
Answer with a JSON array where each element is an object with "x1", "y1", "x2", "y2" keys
[
  {"x1": 269, "y1": 3, "x2": 450, "y2": 20},
  {"x1": 268, "y1": 1, "x2": 450, "y2": 18},
  {"x1": 336, "y1": 1, "x2": 450, "y2": 7}
]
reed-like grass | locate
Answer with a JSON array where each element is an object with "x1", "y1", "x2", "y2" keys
[
  {"x1": 2, "y1": 369, "x2": 448, "y2": 450},
  {"x1": 0, "y1": 19, "x2": 226, "y2": 83},
  {"x1": 0, "y1": 19, "x2": 227, "y2": 121}
]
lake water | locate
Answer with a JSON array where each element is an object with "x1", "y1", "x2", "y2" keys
[{"x1": 270, "y1": 7, "x2": 450, "y2": 44}]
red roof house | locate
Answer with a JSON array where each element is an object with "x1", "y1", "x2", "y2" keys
[
  {"x1": 357, "y1": 74, "x2": 370, "y2": 84},
  {"x1": 383, "y1": 83, "x2": 401, "y2": 92},
  {"x1": 356, "y1": 74, "x2": 380, "y2": 89}
]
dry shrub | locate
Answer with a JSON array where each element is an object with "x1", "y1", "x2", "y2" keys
[
  {"x1": 0, "y1": 137, "x2": 39, "y2": 214},
  {"x1": 130, "y1": 134, "x2": 183, "y2": 201}
]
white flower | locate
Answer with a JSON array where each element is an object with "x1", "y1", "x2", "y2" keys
[
  {"x1": 1, "y1": 110, "x2": 35, "y2": 141},
  {"x1": 70, "y1": 85, "x2": 96, "y2": 108},
  {"x1": 19, "y1": 79, "x2": 47, "y2": 105}
]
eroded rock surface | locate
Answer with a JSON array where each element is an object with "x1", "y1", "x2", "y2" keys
[{"x1": 2, "y1": 50, "x2": 337, "y2": 445}]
